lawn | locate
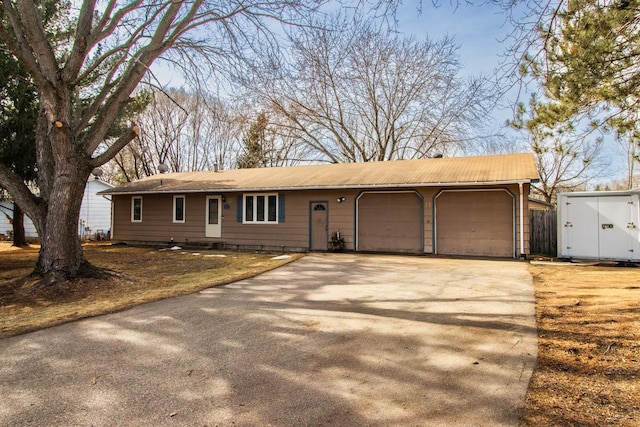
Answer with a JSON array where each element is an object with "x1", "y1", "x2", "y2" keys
[
  {"x1": 522, "y1": 262, "x2": 640, "y2": 426},
  {"x1": 0, "y1": 243, "x2": 638, "y2": 425},
  {"x1": 0, "y1": 242, "x2": 301, "y2": 339}
]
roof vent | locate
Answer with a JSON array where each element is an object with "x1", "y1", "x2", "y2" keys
[
  {"x1": 432, "y1": 153, "x2": 443, "y2": 158},
  {"x1": 158, "y1": 163, "x2": 169, "y2": 174}
]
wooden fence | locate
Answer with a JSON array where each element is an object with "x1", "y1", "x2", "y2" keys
[{"x1": 530, "y1": 209, "x2": 557, "y2": 256}]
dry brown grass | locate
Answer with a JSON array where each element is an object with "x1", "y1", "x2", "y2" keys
[
  {"x1": 522, "y1": 263, "x2": 640, "y2": 426},
  {"x1": 0, "y1": 242, "x2": 301, "y2": 339}
]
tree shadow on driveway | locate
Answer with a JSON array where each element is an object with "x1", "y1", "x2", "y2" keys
[{"x1": 0, "y1": 254, "x2": 537, "y2": 426}]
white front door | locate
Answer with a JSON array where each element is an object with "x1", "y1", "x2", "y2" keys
[{"x1": 205, "y1": 196, "x2": 222, "y2": 238}]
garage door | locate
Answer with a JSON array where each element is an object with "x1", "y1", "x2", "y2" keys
[
  {"x1": 357, "y1": 192, "x2": 423, "y2": 253},
  {"x1": 435, "y1": 190, "x2": 514, "y2": 257}
]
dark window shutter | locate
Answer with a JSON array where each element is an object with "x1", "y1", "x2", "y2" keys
[
  {"x1": 278, "y1": 193, "x2": 285, "y2": 222},
  {"x1": 236, "y1": 195, "x2": 243, "y2": 222}
]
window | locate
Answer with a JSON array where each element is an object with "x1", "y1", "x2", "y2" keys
[
  {"x1": 243, "y1": 193, "x2": 278, "y2": 224},
  {"x1": 131, "y1": 197, "x2": 142, "y2": 222},
  {"x1": 173, "y1": 195, "x2": 185, "y2": 223}
]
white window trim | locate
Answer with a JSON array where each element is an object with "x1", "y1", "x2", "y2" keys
[
  {"x1": 243, "y1": 193, "x2": 278, "y2": 224},
  {"x1": 131, "y1": 196, "x2": 142, "y2": 222},
  {"x1": 173, "y1": 195, "x2": 186, "y2": 223}
]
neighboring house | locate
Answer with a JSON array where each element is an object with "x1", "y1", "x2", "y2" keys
[
  {"x1": 0, "y1": 200, "x2": 37, "y2": 238},
  {"x1": 102, "y1": 153, "x2": 539, "y2": 258},
  {"x1": 78, "y1": 178, "x2": 114, "y2": 239},
  {"x1": 0, "y1": 178, "x2": 114, "y2": 240}
]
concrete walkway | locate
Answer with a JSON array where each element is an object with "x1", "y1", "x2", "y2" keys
[{"x1": 0, "y1": 254, "x2": 537, "y2": 426}]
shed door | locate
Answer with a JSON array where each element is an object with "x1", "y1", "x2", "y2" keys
[
  {"x1": 562, "y1": 197, "x2": 599, "y2": 258},
  {"x1": 562, "y1": 195, "x2": 637, "y2": 260},
  {"x1": 599, "y1": 196, "x2": 636, "y2": 259},
  {"x1": 436, "y1": 190, "x2": 514, "y2": 257},
  {"x1": 357, "y1": 192, "x2": 423, "y2": 253}
]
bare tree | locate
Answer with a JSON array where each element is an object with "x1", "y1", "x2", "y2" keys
[
  {"x1": 529, "y1": 132, "x2": 607, "y2": 202},
  {"x1": 105, "y1": 89, "x2": 243, "y2": 183},
  {"x1": 244, "y1": 17, "x2": 497, "y2": 163},
  {"x1": 0, "y1": 0, "x2": 331, "y2": 284},
  {"x1": 616, "y1": 133, "x2": 640, "y2": 190}
]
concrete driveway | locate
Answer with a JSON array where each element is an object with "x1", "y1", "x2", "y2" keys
[{"x1": 0, "y1": 254, "x2": 537, "y2": 426}]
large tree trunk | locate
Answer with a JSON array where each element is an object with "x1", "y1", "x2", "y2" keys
[
  {"x1": 11, "y1": 204, "x2": 27, "y2": 247},
  {"x1": 32, "y1": 124, "x2": 93, "y2": 284},
  {"x1": 33, "y1": 173, "x2": 90, "y2": 283}
]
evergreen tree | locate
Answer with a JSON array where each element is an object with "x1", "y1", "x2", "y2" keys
[
  {"x1": 0, "y1": 0, "x2": 62, "y2": 246},
  {"x1": 237, "y1": 113, "x2": 268, "y2": 169},
  {"x1": 522, "y1": 0, "x2": 639, "y2": 141}
]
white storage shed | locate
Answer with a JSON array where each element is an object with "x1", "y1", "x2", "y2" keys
[{"x1": 557, "y1": 190, "x2": 640, "y2": 262}]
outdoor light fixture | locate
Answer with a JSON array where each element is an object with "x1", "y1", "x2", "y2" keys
[{"x1": 336, "y1": 197, "x2": 346, "y2": 203}]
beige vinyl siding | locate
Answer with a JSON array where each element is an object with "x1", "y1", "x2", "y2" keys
[
  {"x1": 111, "y1": 184, "x2": 529, "y2": 255},
  {"x1": 113, "y1": 190, "x2": 360, "y2": 250},
  {"x1": 114, "y1": 194, "x2": 207, "y2": 243},
  {"x1": 223, "y1": 190, "x2": 358, "y2": 250},
  {"x1": 419, "y1": 188, "x2": 436, "y2": 254},
  {"x1": 223, "y1": 192, "x2": 306, "y2": 249}
]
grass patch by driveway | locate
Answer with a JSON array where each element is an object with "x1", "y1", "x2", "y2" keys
[
  {"x1": 0, "y1": 243, "x2": 301, "y2": 339},
  {"x1": 522, "y1": 263, "x2": 640, "y2": 426}
]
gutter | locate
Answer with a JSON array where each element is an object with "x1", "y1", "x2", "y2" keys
[{"x1": 99, "y1": 179, "x2": 536, "y2": 196}]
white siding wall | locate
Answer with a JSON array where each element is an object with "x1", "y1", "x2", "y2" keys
[
  {"x1": 1, "y1": 179, "x2": 113, "y2": 240},
  {"x1": 78, "y1": 179, "x2": 113, "y2": 237},
  {"x1": 0, "y1": 201, "x2": 38, "y2": 238}
]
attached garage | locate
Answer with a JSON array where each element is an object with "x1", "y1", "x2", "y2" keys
[
  {"x1": 104, "y1": 153, "x2": 538, "y2": 257},
  {"x1": 435, "y1": 189, "x2": 515, "y2": 257},
  {"x1": 356, "y1": 191, "x2": 423, "y2": 254}
]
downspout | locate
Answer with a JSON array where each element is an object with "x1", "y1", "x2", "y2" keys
[
  {"x1": 109, "y1": 196, "x2": 114, "y2": 241},
  {"x1": 519, "y1": 182, "x2": 525, "y2": 258}
]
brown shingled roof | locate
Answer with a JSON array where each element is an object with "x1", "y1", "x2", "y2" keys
[{"x1": 101, "y1": 153, "x2": 539, "y2": 195}]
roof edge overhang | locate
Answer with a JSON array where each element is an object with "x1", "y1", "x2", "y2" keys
[{"x1": 99, "y1": 179, "x2": 535, "y2": 196}]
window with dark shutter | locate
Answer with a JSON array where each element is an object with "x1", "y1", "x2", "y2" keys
[{"x1": 242, "y1": 193, "x2": 279, "y2": 224}]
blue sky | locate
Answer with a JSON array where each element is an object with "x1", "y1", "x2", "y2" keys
[
  {"x1": 395, "y1": 2, "x2": 628, "y2": 183},
  {"x1": 395, "y1": 2, "x2": 511, "y2": 77},
  {"x1": 150, "y1": 2, "x2": 628, "y2": 183},
  {"x1": 396, "y1": 2, "x2": 522, "y2": 132}
]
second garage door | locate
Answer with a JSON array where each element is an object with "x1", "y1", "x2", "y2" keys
[
  {"x1": 357, "y1": 191, "x2": 423, "y2": 254},
  {"x1": 435, "y1": 190, "x2": 514, "y2": 257}
]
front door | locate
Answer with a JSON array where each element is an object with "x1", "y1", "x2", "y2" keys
[
  {"x1": 310, "y1": 202, "x2": 328, "y2": 251},
  {"x1": 205, "y1": 196, "x2": 222, "y2": 238}
]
